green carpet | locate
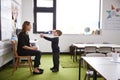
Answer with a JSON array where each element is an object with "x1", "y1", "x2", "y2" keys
[
  {"x1": 60, "y1": 55, "x2": 78, "y2": 68},
  {"x1": 0, "y1": 54, "x2": 104, "y2": 80}
]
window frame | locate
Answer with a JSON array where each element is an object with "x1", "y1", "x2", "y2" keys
[
  {"x1": 33, "y1": 0, "x2": 56, "y2": 33},
  {"x1": 0, "y1": 0, "x2": 1, "y2": 40},
  {"x1": 34, "y1": 0, "x2": 101, "y2": 34}
]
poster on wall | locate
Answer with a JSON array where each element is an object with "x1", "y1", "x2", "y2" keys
[
  {"x1": 0, "y1": 0, "x2": 21, "y2": 40},
  {"x1": 103, "y1": 0, "x2": 120, "y2": 30},
  {"x1": 1, "y1": 0, "x2": 13, "y2": 40},
  {"x1": 12, "y1": 0, "x2": 21, "y2": 32}
]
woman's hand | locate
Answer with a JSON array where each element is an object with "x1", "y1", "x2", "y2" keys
[
  {"x1": 23, "y1": 46, "x2": 38, "y2": 51},
  {"x1": 31, "y1": 46, "x2": 38, "y2": 50},
  {"x1": 40, "y1": 34, "x2": 44, "y2": 38}
]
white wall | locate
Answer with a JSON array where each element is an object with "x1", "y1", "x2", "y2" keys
[
  {"x1": 21, "y1": 0, "x2": 33, "y2": 24},
  {"x1": 22, "y1": 0, "x2": 120, "y2": 52}
]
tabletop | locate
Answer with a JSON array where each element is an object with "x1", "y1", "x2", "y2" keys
[
  {"x1": 73, "y1": 43, "x2": 120, "y2": 48},
  {"x1": 82, "y1": 57, "x2": 120, "y2": 80}
]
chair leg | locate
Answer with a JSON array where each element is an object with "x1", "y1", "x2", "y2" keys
[
  {"x1": 71, "y1": 54, "x2": 73, "y2": 59},
  {"x1": 73, "y1": 53, "x2": 75, "y2": 62},
  {"x1": 12, "y1": 58, "x2": 19, "y2": 75},
  {"x1": 84, "y1": 74, "x2": 87, "y2": 80},
  {"x1": 27, "y1": 57, "x2": 33, "y2": 74},
  {"x1": 17, "y1": 58, "x2": 20, "y2": 67},
  {"x1": 81, "y1": 58, "x2": 84, "y2": 68},
  {"x1": 30, "y1": 58, "x2": 33, "y2": 70},
  {"x1": 70, "y1": 54, "x2": 72, "y2": 59},
  {"x1": 87, "y1": 77, "x2": 90, "y2": 80},
  {"x1": 84, "y1": 73, "x2": 90, "y2": 80}
]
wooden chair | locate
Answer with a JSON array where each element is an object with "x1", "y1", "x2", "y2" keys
[{"x1": 11, "y1": 40, "x2": 33, "y2": 75}]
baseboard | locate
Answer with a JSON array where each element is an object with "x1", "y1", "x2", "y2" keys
[
  {"x1": 42, "y1": 52, "x2": 70, "y2": 54},
  {"x1": 60, "y1": 52, "x2": 70, "y2": 54}
]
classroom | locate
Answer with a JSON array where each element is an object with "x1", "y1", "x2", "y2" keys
[{"x1": 0, "y1": 0, "x2": 120, "y2": 80}]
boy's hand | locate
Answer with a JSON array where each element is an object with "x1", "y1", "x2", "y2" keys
[{"x1": 40, "y1": 34, "x2": 44, "y2": 38}]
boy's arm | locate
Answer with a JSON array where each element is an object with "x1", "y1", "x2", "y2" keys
[
  {"x1": 40, "y1": 34, "x2": 57, "y2": 42},
  {"x1": 43, "y1": 36, "x2": 55, "y2": 42}
]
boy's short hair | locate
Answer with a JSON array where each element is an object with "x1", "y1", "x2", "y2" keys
[{"x1": 56, "y1": 30, "x2": 62, "y2": 36}]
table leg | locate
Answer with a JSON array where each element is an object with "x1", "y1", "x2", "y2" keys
[
  {"x1": 73, "y1": 47, "x2": 76, "y2": 62},
  {"x1": 78, "y1": 59, "x2": 81, "y2": 80},
  {"x1": 73, "y1": 51, "x2": 75, "y2": 62},
  {"x1": 79, "y1": 50, "x2": 83, "y2": 68},
  {"x1": 93, "y1": 70, "x2": 97, "y2": 80},
  {"x1": 79, "y1": 49, "x2": 81, "y2": 59},
  {"x1": 75, "y1": 48, "x2": 77, "y2": 62}
]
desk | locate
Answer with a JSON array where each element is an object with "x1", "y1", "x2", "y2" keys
[
  {"x1": 73, "y1": 44, "x2": 120, "y2": 61},
  {"x1": 73, "y1": 44, "x2": 120, "y2": 49},
  {"x1": 79, "y1": 57, "x2": 120, "y2": 80}
]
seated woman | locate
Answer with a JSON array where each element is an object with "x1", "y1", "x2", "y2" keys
[{"x1": 17, "y1": 21, "x2": 43, "y2": 74}]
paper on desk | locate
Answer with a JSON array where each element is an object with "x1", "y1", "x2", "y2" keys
[{"x1": 110, "y1": 58, "x2": 120, "y2": 63}]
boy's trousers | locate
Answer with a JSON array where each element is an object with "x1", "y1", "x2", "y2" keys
[{"x1": 53, "y1": 52, "x2": 60, "y2": 69}]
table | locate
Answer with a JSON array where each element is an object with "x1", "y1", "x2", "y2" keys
[
  {"x1": 79, "y1": 57, "x2": 120, "y2": 80},
  {"x1": 73, "y1": 43, "x2": 120, "y2": 61},
  {"x1": 73, "y1": 44, "x2": 120, "y2": 49}
]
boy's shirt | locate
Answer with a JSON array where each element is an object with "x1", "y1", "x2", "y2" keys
[{"x1": 43, "y1": 36, "x2": 60, "y2": 53}]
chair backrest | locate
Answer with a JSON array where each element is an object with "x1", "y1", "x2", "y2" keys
[
  {"x1": 102, "y1": 42, "x2": 110, "y2": 44},
  {"x1": 84, "y1": 46, "x2": 97, "y2": 53},
  {"x1": 86, "y1": 53, "x2": 106, "y2": 57},
  {"x1": 69, "y1": 45, "x2": 75, "y2": 54},
  {"x1": 11, "y1": 40, "x2": 18, "y2": 57},
  {"x1": 98, "y1": 47, "x2": 112, "y2": 53}
]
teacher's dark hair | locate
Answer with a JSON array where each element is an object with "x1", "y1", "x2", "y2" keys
[{"x1": 21, "y1": 21, "x2": 30, "y2": 33}]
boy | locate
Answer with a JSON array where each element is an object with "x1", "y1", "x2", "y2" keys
[{"x1": 40, "y1": 30, "x2": 62, "y2": 72}]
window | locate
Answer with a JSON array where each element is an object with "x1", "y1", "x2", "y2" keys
[
  {"x1": 34, "y1": 0, "x2": 56, "y2": 33},
  {"x1": 37, "y1": 13, "x2": 53, "y2": 32},
  {"x1": 57, "y1": 0, "x2": 101, "y2": 34},
  {"x1": 37, "y1": 0, "x2": 53, "y2": 7},
  {"x1": 34, "y1": 0, "x2": 101, "y2": 34}
]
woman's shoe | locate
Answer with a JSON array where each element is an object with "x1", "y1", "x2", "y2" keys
[
  {"x1": 38, "y1": 68, "x2": 44, "y2": 72},
  {"x1": 33, "y1": 71, "x2": 43, "y2": 74}
]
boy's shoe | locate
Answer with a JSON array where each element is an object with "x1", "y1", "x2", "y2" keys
[
  {"x1": 52, "y1": 69, "x2": 59, "y2": 72},
  {"x1": 50, "y1": 67, "x2": 55, "y2": 70}
]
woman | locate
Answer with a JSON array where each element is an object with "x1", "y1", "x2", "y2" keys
[{"x1": 17, "y1": 21, "x2": 43, "y2": 74}]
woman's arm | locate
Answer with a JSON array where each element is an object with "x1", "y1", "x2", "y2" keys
[{"x1": 23, "y1": 45, "x2": 38, "y2": 50}]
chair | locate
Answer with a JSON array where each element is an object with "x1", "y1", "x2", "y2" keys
[
  {"x1": 84, "y1": 46, "x2": 97, "y2": 54},
  {"x1": 69, "y1": 45, "x2": 75, "y2": 59},
  {"x1": 84, "y1": 46, "x2": 105, "y2": 80},
  {"x1": 11, "y1": 40, "x2": 33, "y2": 75},
  {"x1": 102, "y1": 42, "x2": 110, "y2": 44},
  {"x1": 98, "y1": 47, "x2": 112, "y2": 56},
  {"x1": 70, "y1": 43, "x2": 84, "y2": 62}
]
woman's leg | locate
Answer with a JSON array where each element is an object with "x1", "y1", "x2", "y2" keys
[
  {"x1": 33, "y1": 50, "x2": 41, "y2": 68},
  {"x1": 20, "y1": 50, "x2": 42, "y2": 73}
]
